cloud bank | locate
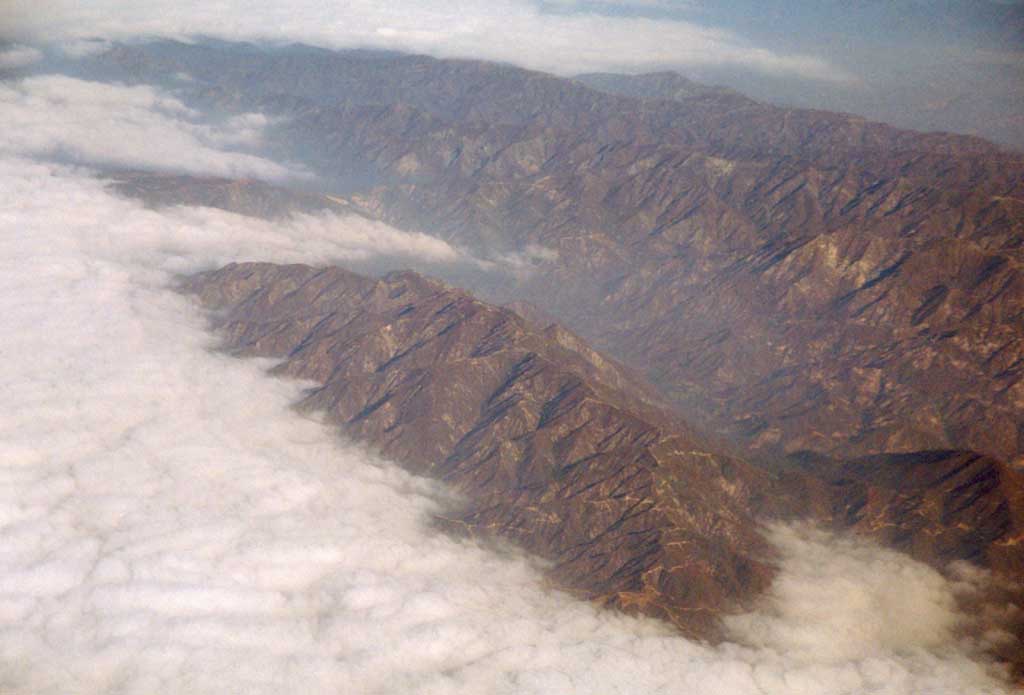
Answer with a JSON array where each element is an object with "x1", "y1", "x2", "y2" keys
[
  {"x1": 0, "y1": 75, "x2": 300, "y2": 180},
  {"x1": 0, "y1": 155, "x2": 1013, "y2": 694},
  {"x1": 727, "y1": 524, "x2": 980, "y2": 661},
  {"x1": 4, "y1": 0, "x2": 852, "y2": 81}
]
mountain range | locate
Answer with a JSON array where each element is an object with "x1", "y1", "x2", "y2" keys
[
  {"x1": 85, "y1": 40, "x2": 1024, "y2": 464},
  {"x1": 59, "y1": 39, "x2": 1024, "y2": 676}
]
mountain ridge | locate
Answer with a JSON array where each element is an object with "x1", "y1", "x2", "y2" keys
[{"x1": 182, "y1": 261, "x2": 1024, "y2": 671}]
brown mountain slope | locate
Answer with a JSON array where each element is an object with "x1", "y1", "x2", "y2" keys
[
  {"x1": 94, "y1": 42, "x2": 1024, "y2": 463},
  {"x1": 94, "y1": 40, "x2": 1023, "y2": 464},
  {"x1": 182, "y1": 262, "x2": 1024, "y2": 660},
  {"x1": 114, "y1": 156, "x2": 1022, "y2": 464},
  {"x1": 784, "y1": 449, "x2": 1024, "y2": 578},
  {"x1": 288, "y1": 106, "x2": 1024, "y2": 462},
  {"x1": 182, "y1": 261, "x2": 791, "y2": 637}
]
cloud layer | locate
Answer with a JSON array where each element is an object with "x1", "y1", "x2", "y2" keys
[
  {"x1": 0, "y1": 44, "x2": 42, "y2": 69},
  {"x1": 727, "y1": 524, "x2": 976, "y2": 661},
  {"x1": 0, "y1": 75, "x2": 300, "y2": 180},
  {"x1": 0, "y1": 155, "x2": 1013, "y2": 694},
  {"x1": 4, "y1": 0, "x2": 851, "y2": 81}
]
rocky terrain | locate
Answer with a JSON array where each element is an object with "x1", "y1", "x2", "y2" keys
[
  {"x1": 183, "y1": 262, "x2": 1024, "y2": 667},
  {"x1": 90, "y1": 40, "x2": 1024, "y2": 466},
  {"x1": 182, "y1": 261, "x2": 790, "y2": 637},
  {"x1": 73, "y1": 39, "x2": 1024, "y2": 671}
]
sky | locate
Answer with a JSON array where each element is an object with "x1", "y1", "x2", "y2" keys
[
  {"x1": 3, "y1": 0, "x2": 1023, "y2": 146},
  {"x1": 0, "y1": 3, "x2": 1021, "y2": 693}
]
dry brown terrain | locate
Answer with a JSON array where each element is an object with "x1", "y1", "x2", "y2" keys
[
  {"x1": 184, "y1": 262, "x2": 1024, "y2": 664},
  {"x1": 92, "y1": 40, "x2": 1024, "y2": 464}
]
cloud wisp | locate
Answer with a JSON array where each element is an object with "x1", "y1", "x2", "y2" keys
[
  {"x1": 0, "y1": 156, "x2": 1013, "y2": 694},
  {"x1": 0, "y1": 75, "x2": 302, "y2": 180},
  {"x1": 4, "y1": 0, "x2": 853, "y2": 81},
  {"x1": 0, "y1": 43, "x2": 42, "y2": 69}
]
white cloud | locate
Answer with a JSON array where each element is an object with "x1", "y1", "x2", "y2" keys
[
  {"x1": 0, "y1": 71, "x2": 545, "y2": 275},
  {"x1": 0, "y1": 43, "x2": 42, "y2": 68},
  {"x1": 0, "y1": 75, "x2": 302, "y2": 181},
  {"x1": 0, "y1": 157, "x2": 1012, "y2": 694},
  {"x1": 156, "y1": 205, "x2": 466, "y2": 266},
  {"x1": 4, "y1": 0, "x2": 854, "y2": 81},
  {"x1": 726, "y1": 524, "x2": 977, "y2": 661},
  {"x1": 478, "y1": 243, "x2": 561, "y2": 279}
]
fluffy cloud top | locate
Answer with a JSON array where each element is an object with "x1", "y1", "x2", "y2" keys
[
  {"x1": 5, "y1": 0, "x2": 852, "y2": 81},
  {"x1": 0, "y1": 157, "x2": 1012, "y2": 694},
  {"x1": 0, "y1": 75, "x2": 301, "y2": 180},
  {"x1": 727, "y1": 524, "x2": 974, "y2": 661}
]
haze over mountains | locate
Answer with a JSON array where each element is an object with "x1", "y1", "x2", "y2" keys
[
  {"x1": 0, "y1": 19, "x2": 1022, "y2": 695},
  {"x1": 73, "y1": 39, "x2": 1024, "y2": 466}
]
